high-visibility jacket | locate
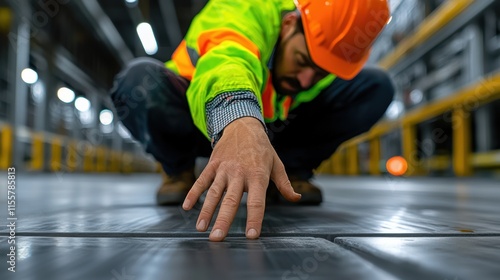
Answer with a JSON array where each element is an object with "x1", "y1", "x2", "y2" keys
[{"x1": 165, "y1": 0, "x2": 336, "y2": 138}]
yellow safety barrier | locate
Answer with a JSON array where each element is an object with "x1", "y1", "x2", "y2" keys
[
  {"x1": 0, "y1": 123, "x2": 157, "y2": 174},
  {"x1": 0, "y1": 7, "x2": 12, "y2": 33},
  {"x1": 30, "y1": 133, "x2": 44, "y2": 171},
  {"x1": 472, "y1": 150, "x2": 500, "y2": 168},
  {"x1": 83, "y1": 144, "x2": 95, "y2": 172},
  {"x1": 402, "y1": 124, "x2": 419, "y2": 175},
  {"x1": 0, "y1": 125, "x2": 13, "y2": 169},
  {"x1": 452, "y1": 107, "x2": 472, "y2": 176},
  {"x1": 50, "y1": 137, "x2": 63, "y2": 172},
  {"x1": 379, "y1": 0, "x2": 474, "y2": 69},
  {"x1": 66, "y1": 141, "x2": 79, "y2": 172},
  {"x1": 110, "y1": 151, "x2": 121, "y2": 173},
  {"x1": 347, "y1": 145, "x2": 359, "y2": 176},
  {"x1": 122, "y1": 152, "x2": 134, "y2": 174},
  {"x1": 96, "y1": 147, "x2": 107, "y2": 173},
  {"x1": 422, "y1": 155, "x2": 451, "y2": 171},
  {"x1": 369, "y1": 138, "x2": 381, "y2": 176},
  {"x1": 324, "y1": 72, "x2": 500, "y2": 177}
]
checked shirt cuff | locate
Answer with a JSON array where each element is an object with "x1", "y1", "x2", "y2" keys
[{"x1": 206, "y1": 91, "x2": 265, "y2": 147}]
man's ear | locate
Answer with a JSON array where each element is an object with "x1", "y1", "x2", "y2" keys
[{"x1": 280, "y1": 12, "x2": 298, "y2": 38}]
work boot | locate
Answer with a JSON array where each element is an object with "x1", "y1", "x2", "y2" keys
[
  {"x1": 156, "y1": 169, "x2": 196, "y2": 205},
  {"x1": 267, "y1": 176, "x2": 323, "y2": 205}
]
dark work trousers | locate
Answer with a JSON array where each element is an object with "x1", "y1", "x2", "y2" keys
[{"x1": 110, "y1": 58, "x2": 394, "y2": 179}]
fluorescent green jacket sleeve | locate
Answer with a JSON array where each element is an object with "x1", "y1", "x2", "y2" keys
[{"x1": 165, "y1": 0, "x2": 296, "y2": 138}]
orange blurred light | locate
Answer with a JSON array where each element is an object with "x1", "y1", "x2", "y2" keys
[{"x1": 386, "y1": 156, "x2": 408, "y2": 176}]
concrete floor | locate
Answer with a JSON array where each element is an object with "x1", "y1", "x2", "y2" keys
[{"x1": 1, "y1": 173, "x2": 499, "y2": 279}]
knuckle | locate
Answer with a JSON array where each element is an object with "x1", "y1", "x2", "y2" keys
[
  {"x1": 274, "y1": 178, "x2": 290, "y2": 189},
  {"x1": 233, "y1": 167, "x2": 245, "y2": 177},
  {"x1": 249, "y1": 167, "x2": 268, "y2": 180},
  {"x1": 214, "y1": 218, "x2": 231, "y2": 230},
  {"x1": 222, "y1": 195, "x2": 240, "y2": 208},
  {"x1": 193, "y1": 176, "x2": 208, "y2": 191},
  {"x1": 199, "y1": 208, "x2": 214, "y2": 218},
  {"x1": 207, "y1": 186, "x2": 223, "y2": 198},
  {"x1": 247, "y1": 198, "x2": 265, "y2": 209}
]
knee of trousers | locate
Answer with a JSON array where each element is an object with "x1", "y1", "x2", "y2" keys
[{"x1": 110, "y1": 58, "x2": 167, "y2": 123}]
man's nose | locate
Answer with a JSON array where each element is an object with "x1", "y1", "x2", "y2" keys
[{"x1": 296, "y1": 67, "x2": 315, "y2": 89}]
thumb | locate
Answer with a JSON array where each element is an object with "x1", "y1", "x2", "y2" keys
[{"x1": 270, "y1": 153, "x2": 301, "y2": 202}]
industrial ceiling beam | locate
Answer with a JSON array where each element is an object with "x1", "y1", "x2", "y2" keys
[
  {"x1": 73, "y1": 0, "x2": 134, "y2": 66},
  {"x1": 158, "y1": 0, "x2": 183, "y2": 47}
]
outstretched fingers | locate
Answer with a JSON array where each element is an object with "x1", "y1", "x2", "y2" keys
[
  {"x1": 195, "y1": 172, "x2": 225, "y2": 232},
  {"x1": 209, "y1": 176, "x2": 244, "y2": 242},
  {"x1": 183, "y1": 163, "x2": 216, "y2": 210},
  {"x1": 271, "y1": 154, "x2": 301, "y2": 202},
  {"x1": 245, "y1": 177, "x2": 267, "y2": 239}
]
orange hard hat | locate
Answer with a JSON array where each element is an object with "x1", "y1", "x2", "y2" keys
[{"x1": 294, "y1": 0, "x2": 390, "y2": 80}]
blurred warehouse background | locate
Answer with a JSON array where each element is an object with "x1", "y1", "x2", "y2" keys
[{"x1": 0, "y1": 0, "x2": 499, "y2": 177}]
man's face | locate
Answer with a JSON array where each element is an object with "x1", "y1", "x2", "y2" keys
[{"x1": 272, "y1": 13, "x2": 329, "y2": 96}]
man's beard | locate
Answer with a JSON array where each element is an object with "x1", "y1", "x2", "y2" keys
[{"x1": 271, "y1": 37, "x2": 304, "y2": 96}]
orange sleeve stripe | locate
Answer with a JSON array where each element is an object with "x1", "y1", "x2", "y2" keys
[
  {"x1": 262, "y1": 75, "x2": 275, "y2": 120},
  {"x1": 281, "y1": 96, "x2": 292, "y2": 119},
  {"x1": 198, "y1": 29, "x2": 261, "y2": 58},
  {"x1": 171, "y1": 40, "x2": 196, "y2": 80}
]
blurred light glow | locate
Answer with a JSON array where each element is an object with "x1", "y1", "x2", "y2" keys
[
  {"x1": 386, "y1": 100, "x2": 404, "y2": 119},
  {"x1": 410, "y1": 89, "x2": 424, "y2": 104},
  {"x1": 125, "y1": 0, "x2": 137, "y2": 3},
  {"x1": 99, "y1": 109, "x2": 114, "y2": 125},
  {"x1": 57, "y1": 87, "x2": 75, "y2": 103},
  {"x1": 31, "y1": 81, "x2": 45, "y2": 103},
  {"x1": 386, "y1": 156, "x2": 408, "y2": 176},
  {"x1": 79, "y1": 110, "x2": 94, "y2": 125},
  {"x1": 118, "y1": 122, "x2": 132, "y2": 139},
  {"x1": 101, "y1": 123, "x2": 114, "y2": 134},
  {"x1": 75, "y1": 97, "x2": 91, "y2": 112},
  {"x1": 137, "y1": 22, "x2": 158, "y2": 55},
  {"x1": 21, "y1": 68, "x2": 38, "y2": 84}
]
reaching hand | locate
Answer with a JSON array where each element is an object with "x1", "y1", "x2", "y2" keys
[{"x1": 182, "y1": 117, "x2": 301, "y2": 241}]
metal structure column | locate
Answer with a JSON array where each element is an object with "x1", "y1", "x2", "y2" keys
[{"x1": 7, "y1": 0, "x2": 31, "y2": 170}]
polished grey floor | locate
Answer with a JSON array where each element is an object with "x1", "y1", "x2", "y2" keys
[{"x1": 0, "y1": 173, "x2": 499, "y2": 279}]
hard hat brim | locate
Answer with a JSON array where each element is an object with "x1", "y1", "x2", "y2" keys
[{"x1": 301, "y1": 16, "x2": 371, "y2": 80}]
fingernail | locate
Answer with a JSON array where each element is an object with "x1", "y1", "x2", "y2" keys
[
  {"x1": 247, "y1": 228, "x2": 258, "y2": 238},
  {"x1": 182, "y1": 199, "x2": 191, "y2": 209},
  {"x1": 211, "y1": 229, "x2": 224, "y2": 239},
  {"x1": 197, "y1": 220, "x2": 206, "y2": 231}
]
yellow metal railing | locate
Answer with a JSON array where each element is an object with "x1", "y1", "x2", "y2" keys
[
  {"x1": 0, "y1": 125, "x2": 13, "y2": 169},
  {"x1": 30, "y1": 132, "x2": 44, "y2": 171},
  {"x1": 0, "y1": 124, "x2": 155, "y2": 173},
  {"x1": 317, "y1": 0, "x2": 500, "y2": 177},
  {"x1": 319, "y1": 73, "x2": 500, "y2": 176},
  {"x1": 379, "y1": 0, "x2": 475, "y2": 69},
  {"x1": 50, "y1": 137, "x2": 63, "y2": 172}
]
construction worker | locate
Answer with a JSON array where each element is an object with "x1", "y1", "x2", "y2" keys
[{"x1": 110, "y1": 0, "x2": 394, "y2": 242}]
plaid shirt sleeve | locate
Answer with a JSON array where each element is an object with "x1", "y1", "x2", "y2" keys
[{"x1": 205, "y1": 91, "x2": 266, "y2": 147}]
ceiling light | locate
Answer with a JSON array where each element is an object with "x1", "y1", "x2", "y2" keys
[
  {"x1": 75, "y1": 97, "x2": 91, "y2": 112},
  {"x1": 99, "y1": 109, "x2": 114, "y2": 125},
  {"x1": 57, "y1": 87, "x2": 75, "y2": 103},
  {"x1": 137, "y1": 22, "x2": 158, "y2": 55},
  {"x1": 21, "y1": 68, "x2": 38, "y2": 84}
]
